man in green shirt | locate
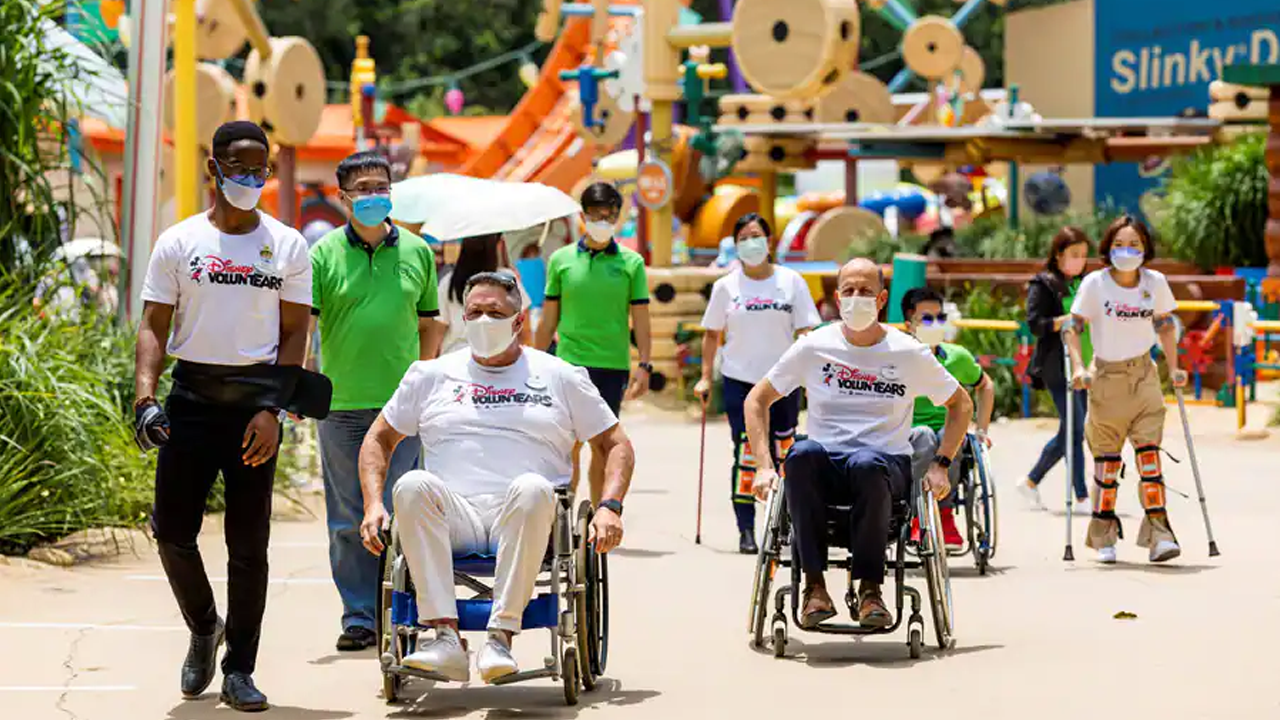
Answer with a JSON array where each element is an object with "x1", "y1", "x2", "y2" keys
[
  {"x1": 308, "y1": 151, "x2": 442, "y2": 651},
  {"x1": 535, "y1": 182, "x2": 651, "y2": 504},
  {"x1": 902, "y1": 287, "x2": 995, "y2": 549}
]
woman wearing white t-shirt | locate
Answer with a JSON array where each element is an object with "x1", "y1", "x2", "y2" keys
[
  {"x1": 1066, "y1": 216, "x2": 1188, "y2": 565},
  {"x1": 694, "y1": 213, "x2": 822, "y2": 554},
  {"x1": 436, "y1": 234, "x2": 530, "y2": 354}
]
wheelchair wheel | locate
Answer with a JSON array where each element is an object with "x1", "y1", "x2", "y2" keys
[
  {"x1": 908, "y1": 627, "x2": 923, "y2": 659},
  {"x1": 749, "y1": 488, "x2": 785, "y2": 647},
  {"x1": 573, "y1": 501, "x2": 607, "y2": 690},
  {"x1": 919, "y1": 492, "x2": 955, "y2": 650},
  {"x1": 562, "y1": 647, "x2": 581, "y2": 706},
  {"x1": 973, "y1": 441, "x2": 999, "y2": 559}
]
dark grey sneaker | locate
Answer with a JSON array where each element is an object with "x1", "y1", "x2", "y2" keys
[
  {"x1": 180, "y1": 618, "x2": 225, "y2": 698},
  {"x1": 220, "y1": 672, "x2": 269, "y2": 712},
  {"x1": 336, "y1": 626, "x2": 377, "y2": 651}
]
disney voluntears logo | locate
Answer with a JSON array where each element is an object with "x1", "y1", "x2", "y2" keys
[
  {"x1": 187, "y1": 253, "x2": 283, "y2": 290},
  {"x1": 732, "y1": 295, "x2": 793, "y2": 313},
  {"x1": 820, "y1": 362, "x2": 907, "y2": 397},
  {"x1": 452, "y1": 382, "x2": 554, "y2": 408},
  {"x1": 1103, "y1": 300, "x2": 1154, "y2": 320}
]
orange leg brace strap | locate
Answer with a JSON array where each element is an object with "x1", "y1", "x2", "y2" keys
[
  {"x1": 733, "y1": 433, "x2": 756, "y2": 501},
  {"x1": 1093, "y1": 454, "x2": 1124, "y2": 538},
  {"x1": 1135, "y1": 445, "x2": 1167, "y2": 514}
]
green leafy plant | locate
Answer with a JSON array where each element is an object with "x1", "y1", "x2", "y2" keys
[
  {"x1": 945, "y1": 284, "x2": 1050, "y2": 420},
  {"x1": 1153, "y1": 132, "x2": 1269, "y2": 269}
]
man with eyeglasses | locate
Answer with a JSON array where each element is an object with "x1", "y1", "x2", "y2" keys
[
  {"x1": 357, "y1": 271, "x2": 634, "y2": 684},
  {"x1": 134, "y1": 121, "x2": 312, "y2": 711},
  {"x1": 307, "y1": 150, "x2": 442, "y2": 652},
  {"x1": 743, "y1": 258, "x2": 972, "y2": 630},
  {"x1": 901, "y1": 287, "x2": 995, "y2": 550}
]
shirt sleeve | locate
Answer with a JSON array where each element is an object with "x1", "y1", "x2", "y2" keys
[
  {"x1": 544, "y1": 252, "x2": 562, "y2": 301},
  {"x1": 914, "y1": 345, "x2": 962, "y2": 405},
  {"x1": 280, "y1": 233, "x2": 313, "y2": 306},
  {"x1": 949, "y1": 346, "x2": 984, "y2": 386},
  {"x1": 417, "y1": 245, "x2": 440, "y2": 316},
  {"x1": 140, "y1": 232, "x2": 179, "y2": 305},
  {"x1": 1151, "y1": 271, "x2": 1177, "y2": 315},
  {"x1": 791, "y1": 271, "x2": 822, "y2": 331},
  {"x1": 765, "y1": 336, "x2": 810, "y2": 396},
  {"x1": 382, "y1": 362, "x2": 430, "y2": 437},
  {"x1": 699, "y1": 278, "x2": 729, "y2": 331},
  {"x1": 629, "y1": 255, "x2": 650, "y2": 304},
  {"x1": 563, "y1": 364, "x2": 619, "y2": 442},
  {"x1": 1070, "y1": 272, "x2": 1100, "y2": 320}
]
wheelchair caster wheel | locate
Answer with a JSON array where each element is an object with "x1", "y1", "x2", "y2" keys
[
  {"x1": 562, "y1": 648, "x2": 580, "y2": 706},
  {"x1": 383, "y1": 672, "x2": 402, "y2": 704},
  {"x1": 908, "y1": 628, "x2": 923, "y2": 659},
  {"x1": 771, "y1": 624, "x2": 787, "y2": 658}
]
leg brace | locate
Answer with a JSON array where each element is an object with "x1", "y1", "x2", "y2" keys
[
  {"x1": 1135, "y1": 444, "x2": 1177, "y2": 548},
  {"x1": 732, "y1": 432, "x2": 757, "y2": 502},
  {"x1": 1092, "y1": 454, "x2": 1124, "y2": 540}
]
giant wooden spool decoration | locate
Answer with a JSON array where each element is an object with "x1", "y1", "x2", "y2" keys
[
  {"x1": 164, "y1": 63, "x2": 238, "y2": 144},
  {"x1": 806, "y1": 206, "x2": 887, "y2": 262},
  {"x1": 243, "y1": 37, "x2": 327, "y2": 146},
  {"x1": 736, "y1": 136, "x2": 816, "y2": 173},
  {"x1": 952, "y1": 46, "x2": 986, "y2": 96},
  {"x1": 1208, "y1": 80, "x2": 1269, "y2": 122},
  {"x1": 195, "y1": 0, "x2": 249, "y2": 60},
  {"x1": 902, "y1": 15, "x2": 964, "y2": 80},
  {"x1": 691, "y1": 187, "x2": 760, "y2": 249},
  {"x1": 730, "y1": 0, "x2": 860, "y2": 100},
  {"x1": 571, "y1": 90, "x2": 634, "y2": 147},
  {"x1": 717, "y1": 94, "x2": 815, "y2": 126},
  {"x1": 816, "y1": 71, "x2": 895, "y2": 124}
]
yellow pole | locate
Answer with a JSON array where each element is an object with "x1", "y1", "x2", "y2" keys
[
  {"x1": 759, "y1": 170, "x2": 777, "y2": 235},
  {"x1": 649, "y1": 100, "x2": 674, "y2": 268},
  {"x1": 173, "y1": 0, "x2": 198, "y2": 219},
  {"x1": 1236, "y1": 378, "x2": 1245, "y2": 430}
]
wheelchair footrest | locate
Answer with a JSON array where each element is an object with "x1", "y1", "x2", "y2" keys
[{"x1": 391, "y1": 591, "x2": 559, "y2": 631}]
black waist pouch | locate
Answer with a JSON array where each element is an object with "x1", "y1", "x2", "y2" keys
[{"x1": 171, "y1": 361, "x2": 333, "y2": 419}]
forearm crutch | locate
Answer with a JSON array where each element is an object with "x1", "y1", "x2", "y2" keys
[
  {"x1": 1061, "y1": 330, "x2": 1076, "y2": 562},
  {"x1": 695, "y1": 396, "x2": 707, "y2": 545},
  {"x1": 1174, "y1": 388, "x2": 1221, "y2": 557}
]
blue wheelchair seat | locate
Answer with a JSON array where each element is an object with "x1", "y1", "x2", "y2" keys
[{"x1": 390, "y1": 551, "x2": 560, "y2": 632}]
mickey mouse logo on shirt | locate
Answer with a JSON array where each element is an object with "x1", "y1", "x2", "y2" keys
[{"x1": 525, "y1": 375, "x2": 548, "y2": 391}]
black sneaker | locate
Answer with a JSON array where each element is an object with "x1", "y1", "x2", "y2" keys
[
  {"x1": 220, "y1": 672, "x2": 269, "y2": 712},
  {"x1": 739, "y1": 528, "x2": 758, "y2": 555},
  {"x1": 180, "y1": 617, "x2": 225, "y2": 698},
  {"x1": 336, "y1": 626, "x2": 377, "y2": 651}
]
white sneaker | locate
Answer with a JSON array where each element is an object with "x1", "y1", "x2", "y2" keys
[
  {"x1": 1096, "y1": 546, "x2": 1117, "y2": 564},
  {"x1": 1017, "y1": 480, "x2": 1045, "y2": 510},
  {"x1": 477, "y1": 636, "x2": 519, "y2": 683},
  {"x1": 402, "y1": 629, "x2": 470, "y2": 682},
  {"x1": 1149, "y1": 539, "x2": 1181, "y2": 563},
  {"x1": 1073, "y1": 499, "x2": 1092, "y2": 516}
]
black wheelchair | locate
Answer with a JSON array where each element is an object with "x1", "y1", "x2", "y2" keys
[
  {"x1": 375, "y1": 487, "x2": 608, "y2": 705},
  {"x1": 747, "y1": 473, "x2": 955, "y2": 659},
  {"x1": 948, "y1": 433, "x2": 1000, "y2": 574}
]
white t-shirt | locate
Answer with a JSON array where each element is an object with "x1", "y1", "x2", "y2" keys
[
  {"x1": 1071, "y1": 268, "x2": 1176, "y2": 362},
  {"x1": 382, "y1": 348, "x2": 618, "y2": 498},
  {"x1": 142, "y1": 212, "x2": 312, "y2": 365},
  {"x1": 700, "y1": 266, "x2": 822, "y2": 384},
  {"x1": 436, "y1": 270, "x2": 531, "y2": 354},
  {"x1": 767, "y1": 324, "x2": 960, "y2": 457}
]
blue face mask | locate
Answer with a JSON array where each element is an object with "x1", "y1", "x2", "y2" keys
[
  {"x1": 214, "y1": 162, "x2": 266, "y2": 211},
  {"x1": 1110, "y1": 246, "x2": 1144, "y2": 272},
  {"x1": 351, "y1": 193, "x2": 393, "y2": 227}
]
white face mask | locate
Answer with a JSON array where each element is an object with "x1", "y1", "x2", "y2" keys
[
  {"x1": 736, "y1": 236, "x2": 770, "y2": 266},
  {"x1": 465, "y1": 314, "x2": 517, "y2": 358},
  {"x1": 1110, "y1": 247, "x2": 1144, "y2": 272},
  {"x1": 839, "y1": 295, "x2": 880, "y2": 332},
  {"x1": 584, "y1": 220, "x2": 615, "y2": 244},
  {"x1": 914, "y1": 323, "x2": 947, "y2": 347}
]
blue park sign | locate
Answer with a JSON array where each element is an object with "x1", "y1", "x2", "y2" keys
[{"x1": 1093, "y1": 1, "x2": 1280, "y2": 215}]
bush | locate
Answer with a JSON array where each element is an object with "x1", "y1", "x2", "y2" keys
[
  {"x1": 858, "y1": 207, "x2": 1125, "y2": 263},
  {"x1": 1152, "y1": 132, "x2": 1270, "y2": 269},
  {"x1": 946, "y1": 284, "x2": 1052, "y2": 420}
]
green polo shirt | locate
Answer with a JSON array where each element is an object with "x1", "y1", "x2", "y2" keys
[
  {"x1": 311, "y1": 224, "x2": 438, "y2": 411},
  {"x1": 545, "y1": 239, "x2": 648, "y2": 370},
  {"x1": 913, "y1": 342, "x2": 983, "y2": 432}
]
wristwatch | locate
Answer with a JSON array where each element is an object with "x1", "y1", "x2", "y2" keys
[
  {"x1": 636, "y1": 361, "x2": 653, "y2": 373},
  {"x1": 932, "y1": 454, "x2": 953, "y2": 469},
  {"x1": 270, "y1": 407, "x2": 287, "y2": 423},
  {"x1": 598, "y1": 499, "x2": 623, "y2": 517}
]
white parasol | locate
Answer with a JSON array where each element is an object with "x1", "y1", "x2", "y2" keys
[{"x1": 389, "y1": 174, "x2": 582, "y2": 241}]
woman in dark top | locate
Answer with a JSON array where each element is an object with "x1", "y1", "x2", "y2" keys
[{"x1": 1022, "y1": 227, "x2": 1092, "y2": 512}]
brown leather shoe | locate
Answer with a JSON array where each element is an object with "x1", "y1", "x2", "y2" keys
[
  {"x1": 800, "y1": 584, "x2": 836, "y2": 629},
  {"x1": 857, "y1": 587, "x2": 892, "y2": 629}
]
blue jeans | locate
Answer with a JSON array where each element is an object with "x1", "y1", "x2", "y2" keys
[
  {"x1": 319, "y1": 409, "x2": 418, "y2": 631},
  {"x1": 1028, "y1": 384, "x2": 1088, "y2": 501}
]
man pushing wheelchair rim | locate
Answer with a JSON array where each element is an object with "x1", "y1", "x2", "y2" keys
[{"x1": 743, "y1": 259, "x2": 974, "y2": 630}]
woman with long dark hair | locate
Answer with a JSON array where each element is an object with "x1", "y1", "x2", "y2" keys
[
  {"x1": 436, "y1": 234, "x2": 530, "y2": 354},
  {"x1": 1022, "y1": 227, "x2": 1092, "y2": 512},
  {"x1": 694, "y1": 212, "x2": 821, "y2": 553}
]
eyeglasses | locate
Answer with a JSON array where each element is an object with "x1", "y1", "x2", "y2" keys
[
  {"x1": 216, "y1": 159, "x2": 272, "y2": 180},
  {"x1": 918, "y1": 312, "x2": 948, "y2": 324}
]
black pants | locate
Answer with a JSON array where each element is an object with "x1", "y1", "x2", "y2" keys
[
  {"x1": 150, "y1": 396, "x2": 277, "y2": 675},
  {"x1": 783, "y1": 439, "x2": 910, "y2": 584}
]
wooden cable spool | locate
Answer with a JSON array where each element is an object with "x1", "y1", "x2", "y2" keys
[
  {"x1": 1209, "y1": 100, "x2": 1267, "y2": 122},
  {"x1": 806, "y1": 207, "x2": 886, "y2": 262},
  {"x1": 690, "y1": 188, "x2": 761, "y2": 249},
  {"x1": 649, "y1": 291, "x2": 708, "y2": 316},
  {"x1": 952, "y1": 46, "x2": 985, "y2": 96},
  {"x1": 164, "y1": 63, "x2": 237, "y2": 144},
  {"x1": 730, "y1": 0, "x2": 859, "y2": 100},
  {"x1": 243, "y1": 37, "x2": 326, "y2": 146},
  {"x1": 816, "y1": 71, "x2": 894, "y2": 124},
  {"x1": 1209, "y1": 80, "x2": 1268, "y2": 104},
  {"x1": 647, "y1": 267, "x2": 725, "y2": 295},
  {"x1": 572, "y1": 89, "x2": 634, "y2": 147},
  {"x1": 195, "y1": 0, "x2": 248, "y2": 60},
  {"x1": 902, "y1": 15, "x2": 963, "y2": 80}
]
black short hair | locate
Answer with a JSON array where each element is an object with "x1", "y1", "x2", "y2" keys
[
  {"x1": 580, "y1": 182, "x2": 623, "y2": 213},
  {"x1": 901, "y1": 286, "x2": 944, "y2": 319},
  {"x1": 211, "y1": 121, "x2": 269, "y2": 158},
  {"x1": 732, "y1": 212, "x2": 772, "y2": 241},
  {"x1": 336, "y1": 151, "x2": 392, "y2": 190}
]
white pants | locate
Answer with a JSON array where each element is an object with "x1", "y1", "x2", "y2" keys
[{"x1": 392, "y1": 470, "x2": 556, "y2": 633}]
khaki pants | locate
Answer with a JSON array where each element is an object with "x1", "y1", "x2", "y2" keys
[{"x1": 1084, "y1": 356, "x2": 1176, "y2": 549}]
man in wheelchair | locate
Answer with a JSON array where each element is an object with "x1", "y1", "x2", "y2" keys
[
  {"x1": 745, "y1": 259, "x2": 973, "y2": 630},
  {"x1": 356, "y1": 271, "x2": 635, "y2": 684},
  {"x1": 901, "y1": 287, "x2": 995, "y2": 549}
]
